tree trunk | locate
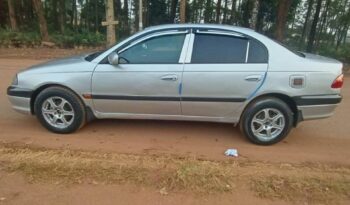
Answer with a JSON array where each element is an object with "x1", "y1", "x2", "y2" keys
[
  {"x1": 242, "y1": 0, "x2": 251, "y2": 27},
  {"x1": 58, "y1": 0, "x2": 65, "y2": 33},
  {"x1": 222, "y1": 0, "x2": 228, "y2": 23},
  {"x1": 230, "y1": 0, "x2": 236, "y2": 24},
  {"x1": 169, "y1": 0, "x2": 178, "y2": 23},
  {"x1": 275, "y1": 0, "x2": 292, "y2": 42},
  {"x1": 215, "y1": 0, "x2": 222, "y2": 23},
  {"x1": 299, "y1": 0, "x2": 314, "y2": 48},
  {"x1": 105, "y1": 0, "x2": 116, "y2": 46},
  {"x1": 73, "y1": 0, "x2": 78, "y2": 31},
  {"x1": 180, "y1": 0, "x2": 186, "y2": 23},
  {"x1": 306, "y1": 0, "x2": 323, "y2": 52},
  {"x1": 255, "y1": 0, "x2": 264, "y2": 32},
  {"x1": 52, "y1": 0, "x2": 58, "y2": 28},
  {"x1": 95, "y1": 0, "x2": 99, "y2": 32},
  {"x1": 7, "y1": 0, "x2": 18, "y2": 31},
  {"x1": 123, "y1": 0, "x2": 129, "y2": 35},
  {"x1": 316, "y1": 0, "x2": 331, "y2": 48},
  {"x1": 204, "y1": 0, "x2": 212, "y2": 23},
  {"x1": 32, "y1": 0, "x2": 49, "y2": 42},
  {"x1": 250, "y1": 0, "x2": 260, "y2": 30}
]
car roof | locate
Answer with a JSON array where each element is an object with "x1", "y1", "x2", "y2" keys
[{"x1": 144, "y1": 23, "x2": 254, "y2": 33}]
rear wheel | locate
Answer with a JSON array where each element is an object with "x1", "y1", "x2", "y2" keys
[
  {"x1": 240, "y1": 97, "x2": 293, "y2": 145},
  {"x1": 34, "y1": 87, "x2": 86, "y2": 134}
]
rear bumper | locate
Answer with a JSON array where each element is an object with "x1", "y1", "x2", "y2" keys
[
  {"x1": 7, "y1": 86, "x2": 32, "y2": 115},
  {"x1": 294, "y1": 94, "x2": 342, "y2": 120}
]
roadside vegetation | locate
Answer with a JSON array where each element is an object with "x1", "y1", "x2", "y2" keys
[
  {"x1": 0, "y1": 143, "x2": 349, "y2": 204},
  {"x1": 0, "y1": 28, "x2": 105, "y2": 48},
  {"x1": 1, "y1": 0, "x2": 350, "y2": 63}
]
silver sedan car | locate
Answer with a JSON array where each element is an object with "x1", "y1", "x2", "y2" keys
[{"x1": 7, "y1": 24, "x2": 344, "y2": 145}]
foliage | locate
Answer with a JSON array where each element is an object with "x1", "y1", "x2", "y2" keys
[
  {"x1": 0, "y1": 28, "x2": 105, "y2": 48},
  {"x1": 0, "y1": 29, "x2": 41, "y2": 47},
  {"x1": 318, "y1": 43, "x2": 350, "y2": 63},
  {"x1": 0, "y1": 0, "x2": 349, "y2": 62},
  {"x1": 51, "y1": 30, "x2": 105, "y2": 48}
]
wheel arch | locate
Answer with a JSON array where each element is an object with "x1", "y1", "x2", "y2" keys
[
  {"x1": 30, "y1": 84, "x2": 85, "y2": 115},
  {"x1": 241, "y1": 93, "x2": 301, "y2": 126}
]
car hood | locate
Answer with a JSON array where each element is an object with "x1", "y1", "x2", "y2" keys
[{"x1": 20, "y1": 53, "x2": 96, "y2": 74}]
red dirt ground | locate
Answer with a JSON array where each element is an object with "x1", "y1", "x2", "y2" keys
[{"x1": 0, "y1": 51, "x2": 349, "y2": 204}]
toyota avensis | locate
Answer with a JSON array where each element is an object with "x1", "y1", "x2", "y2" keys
[{"x1": 7, "y1": 24, "x2": 344, "y2": 145}]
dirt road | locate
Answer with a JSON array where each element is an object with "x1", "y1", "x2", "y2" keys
[{"x1": 0, "y1": 56, "x2": 350, "y2": 204}]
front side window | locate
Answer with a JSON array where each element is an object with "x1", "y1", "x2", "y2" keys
[
  {"x1": 119, "y1": 34, "x2": 186, "y2": 64},
  {"x1": 191, "y1": 34, "x2": 248, "y2": 64}
]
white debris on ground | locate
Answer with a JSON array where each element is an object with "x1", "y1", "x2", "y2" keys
[{"x1": 225, "y1": 149, "x2": 238, "y2": 157}]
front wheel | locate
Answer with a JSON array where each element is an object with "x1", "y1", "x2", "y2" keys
[
  {"x1": 240, "y1": 97, "x2": 293, "y2": 145},
  {"x1": 34, "y1": 87, "x2": 86, "y2": 134}
]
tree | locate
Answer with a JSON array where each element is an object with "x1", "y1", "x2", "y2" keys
[
  {"x1": 300, "y1": 0, "x2": 314, "y2": 48},
  {"x1": 204, "y1": 0, "x2": 212, "y2": 22},
  {"x1": 169, "y1": 0, "x2": 178, "y2": 23},
  {"x1": 230, "y1": 0, "x2": 236, "y2": 24},
  {"x1": 222, "y1": 0, "x2": 228, "y2": 23},
  {"x1": 123, "y1": 0, "x2": 130, "y2": 35},
  {"x1": 275, "y1": 0, "x2": 292, "y2": 42},
  {"x1": 250, "y1": 0, "x2": 260, "y2": 30},
  {"x1": 7, "y1": 0, "x2": 18, "y2": 31},
  {"x1": 306, "y1": 0, "x2": 323, "y2": 52},
  {"x1": 32, "y1": 0, "x2": 49, "y2": 41},
  {"x1": 58, "y1": 0, "x2": 65, "y2": 33},
  {"x1": 180, "y1": 0, "x2": 186, "y2": 23},
  {"x1": 216, "y1": 0, "x2": 222, "y2": 23}
]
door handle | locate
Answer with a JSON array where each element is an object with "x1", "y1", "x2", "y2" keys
[
  {"x1": 245, "y1": 75, "x2": 263, "y2": 82},
  {"x1": 161, "y1": 75, "x2": 178, "y2": 81}
]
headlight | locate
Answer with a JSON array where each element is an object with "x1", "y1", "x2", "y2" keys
[{"x1": 12, "y1": 74, "x2": 18, "y2": 85}]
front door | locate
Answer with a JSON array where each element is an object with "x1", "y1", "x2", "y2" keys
[
  {"x1": 181, "y1": 31, "x2": 269, "y2": 121},
  {"x1": 92, "y1": 31, "x2": 189, "y2": 116}
]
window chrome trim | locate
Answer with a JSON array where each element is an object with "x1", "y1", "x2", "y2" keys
[
  {"x1": 117, "y1": 30, "x2": 189, "y2": 54},
  {"x1": 245, "y1": 41, "x2": 250, "y2": 63},
  {"x1": 179, "y1": 34, "x2": 191, "y2": 63},
  {"x1": 184, "y1": 33, "x2": 195, "y2": 63},
  {"x1": 195, "y1": 29, "x2": 246, "y2": 38}
]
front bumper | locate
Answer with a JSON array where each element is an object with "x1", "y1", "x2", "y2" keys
[
  {"x1": 7, "y1": 86, "x2": 33, "y2": 115},
  {"x1": 294, "y1": 94, "x2": 342, "y2": 120}
]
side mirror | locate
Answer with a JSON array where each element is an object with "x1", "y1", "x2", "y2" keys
[{"x1": 108, "y1": 52, "x2": 119, "y2": 65}]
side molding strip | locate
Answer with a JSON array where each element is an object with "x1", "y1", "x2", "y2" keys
[{"x1": 92, "y1": 95, "x2": 246, "y2": 102}]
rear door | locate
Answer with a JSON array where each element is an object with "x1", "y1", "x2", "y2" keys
[{"x1": 181, "y1": 30, "x2": 269, "y2": 120}]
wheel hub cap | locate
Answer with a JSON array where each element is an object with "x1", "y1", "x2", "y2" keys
[
  {"x1": 251, "y1": 108, "x2": 285, "y2": 141},
  {"x1": 42, "y1": 96, "x2": 75, "y2": 129}
]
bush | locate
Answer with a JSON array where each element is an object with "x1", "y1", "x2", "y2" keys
[
  {"x1": 0, "y1": 29, "x2": 41, "y2": 47},
  {"x1": 0, "y1": 29, "x2": 106, "y2": 48},
  {"x1": 51, "y1": 30, "x2": 105, "y2": 48},
  {"x1": 317, "y1": 44, "x2": 350, "y2": 63}
]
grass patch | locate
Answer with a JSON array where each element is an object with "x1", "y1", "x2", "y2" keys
[
  {"x1": 0, "y1": 143, "x2": 349, "y2": 204},
  {"x1": 0, "y1": 144, "x2": 237, "y2": 194},
  {"x1": 252, "y1": 175, "x2": 350, "y2": 204}
]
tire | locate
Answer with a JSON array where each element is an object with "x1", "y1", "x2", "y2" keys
[
  {"x1": 240, "y1": 97, "x2": 293, "y2": 145},
  {"x1": 34, "y1": 86, "x2": 86, "y2": 134}
]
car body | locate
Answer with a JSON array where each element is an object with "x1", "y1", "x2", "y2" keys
[{"x1": 7, "y1": 24, "x2": 343, "y2": 145}]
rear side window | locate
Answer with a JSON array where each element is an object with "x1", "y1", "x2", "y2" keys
[
  {"x1": 248, "y1": 40, "x2": 268, "y2": 63},
  {"x1": 191, "y1": 34, "x2": 248, "y2": 64}
]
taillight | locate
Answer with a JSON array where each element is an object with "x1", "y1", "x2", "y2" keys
[{"x1": 331, "y1": 74, "x2": 344, "y2": 89}]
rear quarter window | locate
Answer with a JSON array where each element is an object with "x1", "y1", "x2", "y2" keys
[{"x1": 247, "y1": 39, "x2": 268, "y2": 63}]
